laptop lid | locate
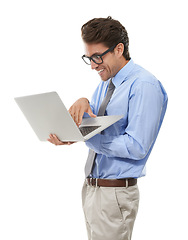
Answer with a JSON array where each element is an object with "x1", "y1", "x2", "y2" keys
[{"x1": 14, "y1": 92, "x2": 123, "y2": 142}]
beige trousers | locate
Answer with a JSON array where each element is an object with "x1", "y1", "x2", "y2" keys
[{"x1": 82, "y1": 181, "x2": 139, "y2": 240}]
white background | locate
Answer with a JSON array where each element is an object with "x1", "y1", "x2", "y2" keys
[{"x1": 0, "y1": 0, "x2": 187, "y2": 239}]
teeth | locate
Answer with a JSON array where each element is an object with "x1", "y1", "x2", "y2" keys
[{"x1": 98, "y1": 69, "x2": 104, "y2": 74}]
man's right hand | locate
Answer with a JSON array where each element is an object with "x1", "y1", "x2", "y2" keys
[{"x1": 69, "y1": 98, "x2": 96, "y2": 126}]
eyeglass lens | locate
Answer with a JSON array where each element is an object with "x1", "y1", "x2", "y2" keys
[{"x1": 83, "y1": 55, "x2": 102, "y2": 65}]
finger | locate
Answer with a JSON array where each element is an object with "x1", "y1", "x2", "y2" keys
[
  {"x1": 69, "y1": 106, "x2": 75, "y2": 120},
  {"x1": 48, "y1": 134, "x2": 64, "y2": 145},
  {"x1": 53, "y1": 134, "x2": 59, "y2": 140},
  {"x1": 69, "y1": 106, "x2": 78, "y2": 124},
  {"x1": 68, "y1": 106, "x2": 72, "y2": 114},
  {"x1": 78, "y1": 109, "x2": 85, "y2": 126},
  {"x1": 47, "y1": 138, "x2": 53, "y2": 143},
  {"x1": 73, "y1": 108, "x2": 80, "y2": 126},
  {"x1": 48, "y1": 138, "x2": 57, "y2": 145},
  {"x1": 53, "y1": 134, "x2": 63, "y2": 145},
  {"x1": 87, "y1": 108, "x2": 96, "y2": 118},
  {"x1": 49, "y1": 134, "x2": 53, "y2": 138},
  {"x1": 48, "y1": 134, "x2": 55, "y2": 143},
  {"x1": 48, "y1": 138, "x2": 74, "y2": 146}
]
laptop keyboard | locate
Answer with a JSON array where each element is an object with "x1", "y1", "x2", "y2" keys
[{"x1": 79, "y1": 126, "x2": 101, "y2": 137}]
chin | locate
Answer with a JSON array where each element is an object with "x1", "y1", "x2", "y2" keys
[{"x1": 100, "y1": 76, "x2": 110, "y2": 81}]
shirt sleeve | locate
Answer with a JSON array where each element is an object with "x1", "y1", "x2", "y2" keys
[{"x1": 85, "y1": 81, "x2": 164, "y2": 160}]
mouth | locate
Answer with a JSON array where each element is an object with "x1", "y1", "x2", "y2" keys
[{"x1": 97, "y1": 69, "x2": 105, "y2": 75}]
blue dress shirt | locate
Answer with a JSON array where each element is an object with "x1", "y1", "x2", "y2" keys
[{"x1": 85, "y1": 59, "x2": 168, "y2": 179}]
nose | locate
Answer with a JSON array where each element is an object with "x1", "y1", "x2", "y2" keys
[{"x1": 90, "y1": 60, "x2": 98, "y2": 70}]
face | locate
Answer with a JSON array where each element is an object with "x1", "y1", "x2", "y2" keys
[{"x1": 83, "y1": 42, "x2": 126, "y2": 81}]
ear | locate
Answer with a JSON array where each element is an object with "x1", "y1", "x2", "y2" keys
[{"x1": 115, "y1": 43, "x2": 124, "y2": 57}]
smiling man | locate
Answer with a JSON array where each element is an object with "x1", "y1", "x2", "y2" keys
[{"x1": 48, "y1": 17, "x2": 168, "y2": 240}]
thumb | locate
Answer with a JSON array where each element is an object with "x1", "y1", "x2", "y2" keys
[{"x1": 87, "y1": 107, "x2": 96, "y2": 118}]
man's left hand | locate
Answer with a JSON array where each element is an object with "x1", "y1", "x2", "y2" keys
[{"x1": 47, "y1": 134, "x2": 75, "y2": 146}]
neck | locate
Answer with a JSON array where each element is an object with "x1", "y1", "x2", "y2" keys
[{"x1": 116, "y1": 58, "x2": 129, "y2": 75}]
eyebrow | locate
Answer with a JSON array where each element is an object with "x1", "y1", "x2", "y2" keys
[{"x1": 85, "y1": 52, "x2": 101, "y2": 58}]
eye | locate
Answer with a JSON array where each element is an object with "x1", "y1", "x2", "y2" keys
[{"x1": 92, "y1": 55, "x2": 101, "y2": 60}]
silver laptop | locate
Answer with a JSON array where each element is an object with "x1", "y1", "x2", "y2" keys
[{"x1": 14, "y1": 91, "x2": 123, "y2": 142}]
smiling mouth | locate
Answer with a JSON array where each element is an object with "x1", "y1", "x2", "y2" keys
[{"x1": 97, "y1": 69, "x2": 104, "y2": 74}]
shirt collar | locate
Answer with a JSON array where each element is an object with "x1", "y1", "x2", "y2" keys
[{"x1": 112, "y1": 59, "x2": 135, "y2": 88}]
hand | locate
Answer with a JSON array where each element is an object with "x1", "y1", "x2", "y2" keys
[
  {"x1": 47, "y1": 134, "x2": 75, "y2": 146},
  {"x1": 69, "y1": 98, "x2": 96, "y2": 126}
]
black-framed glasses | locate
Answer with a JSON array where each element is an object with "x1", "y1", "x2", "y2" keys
[{"x1": 82, "y1": 44, "x2": 117, "y2": 65}]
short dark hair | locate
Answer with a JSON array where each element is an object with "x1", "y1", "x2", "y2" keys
[{"x1": 81, "y1": 16, "x2": 130, "y2": 60}]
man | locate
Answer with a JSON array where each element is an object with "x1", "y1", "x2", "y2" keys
[{"x1": 48, "y1": 17, "x2": 168, "y2": 240}]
